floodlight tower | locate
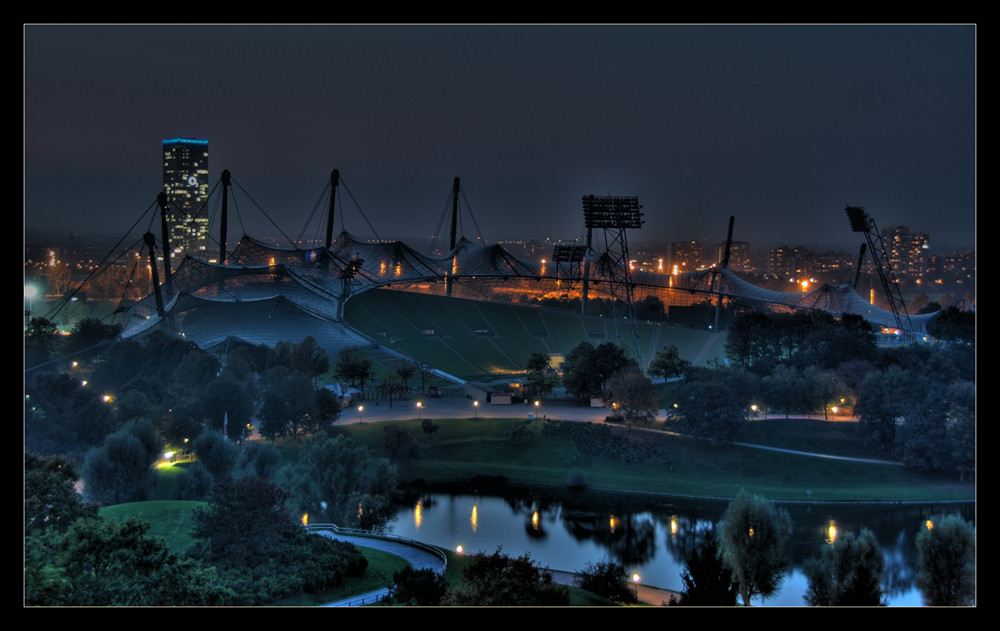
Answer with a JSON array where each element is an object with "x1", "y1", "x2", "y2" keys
[
  {"x1": 552, "y1": 244, "x2": 586, "y2": 283},
  {"x1": 845, "y1": 205, "x2": 912, "y2": 332},
  {"x1": 582, "y1": 194, "x2": 644, "y2": 365}
]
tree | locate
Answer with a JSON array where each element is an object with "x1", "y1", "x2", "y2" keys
[
  {"x1": 388, "y1": 566, "x2": 449, "y2": 606},
  {"x1": 259, "y1": 367, "x2": 326, "y2": 440},
  {"x1": 944, "y1": 381, "x2": 976, "y2": 482},
  {"x1": 915, "y1": 514, "x2": 976, "y2": 606},
  {"x1": 63, "y1": 318, "x2": 122, "y2": 359},
  {"x1": 382, "y1": 425, "x2": 420, "y2": 465},
  {"x1": 803, "y1": 528, "x2": 887, "y2": 606},
  {"x1": 675, "y1": 367, "x2": 754, "y2": 444},
  {"x1": 80, "y1": 425, "x2": 159, "y2": 506},
  {"x1": 525, "y1": 352, "x2": 559, "y2": 397},
  {"x1": 25, "y1": 371, "x2": 116, "y2": 459},
  {"x1": 192, "y1": 476, "x2": 293, "y2": 568},
  {"x1": 445, "y1": 547, "x2": 569, "y2": 606},
  {"x1": 603, "y1": 365, "x2": 659, "y2": 425},
  {"x1": 647, "y1": 344, "x2": 691, "y2": 380},
  {"x1": 718, "y1": 490, "x2": 791, "y2": 606},
  {"x1": 174, "y1": 461, "x2": 214, "y2": 500},
  {"x1": 25, "y1": 316, "x2": 61, "y2": 367},
  {"x1": 239, "y1": 440, "x2": 282, "y2": 479},
  {"x1": 855, "y1": 365, "x2": 927, "y2": 452},
  {"x1": 762, "y1": 364, "x2": 808, "y2": 418},
  {"x1": 671, "y1": 529, "x2": 737, "y2": 606},
  {"x1": 196, "y1": 378, "x2": 256, "y2": 437},
  {"x1": 928, "y1": 305, "x2": 975, "y2": 344},
  {"x1": 574, "y1": 559, "x2": 637, "y2": 603},
  {"x1": 26, "y1": 516, "x2": 232, "y2": 606},
  {"x1": 277, "y1": 431, "x2": 397, "y2": 532},
  {"x1": 561, "y1": 341, "x2": 631, "y2": 404},
  {"x1": 192, "y1": 430, "x2": 240, "y2": 479},
  {"x1": 25, "y1": 451, "x2": 99, "y2": 535},
  {"x1": 334, "y1": 347, "x2": 374, "y2": 396},
  {"x1": 395, "y1": 362, "x2": 416, "y2": 393},
  {"x1": 724, "y1": 311, "x2": 781, "y2": 374}
]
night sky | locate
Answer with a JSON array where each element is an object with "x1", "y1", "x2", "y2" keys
[{"x1": 24, "y1": 24, "x2": 976, "y2": 252}]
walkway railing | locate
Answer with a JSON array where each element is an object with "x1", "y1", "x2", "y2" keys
[{"x1": 305, "y1": 523, "x2": 449, "y2": 573}]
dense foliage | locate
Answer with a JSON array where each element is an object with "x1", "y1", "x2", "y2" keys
[
  {"x1": 444, "y1": 547, "x2": 570, "y2": 606},
  {"x1": 718, "y1": 490, "x2": 792, "y2": 606},
  {"x1": 803, "y1": 529, "x2": 887, "y2": 606},
  {"x1": 915, "y1": 514, "x2": 976, "y2": 606},
  {"x1": 574, "y1": 560, "x2": 637, "y2": 603},
  {"x1": 670, "y1": 530, "x2": 738, "y2": 606}
]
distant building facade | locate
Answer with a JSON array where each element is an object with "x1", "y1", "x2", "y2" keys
[
  {"x1": 668, "y1": 241, "x2": 704, "y2": 273},
  {"x1": 162, "y1": 138, "x2": 210, "y2": 260},
  {"x1": 712, "y1": 240, "x2": 752, "y2": 272},
  {"x1": 882, "y1": 225, "x2": 929, "y2": 278}
]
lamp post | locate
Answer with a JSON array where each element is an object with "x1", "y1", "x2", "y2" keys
[
  {"x1": 417, "y1": 401, "x2": 422, "y2": 419},
  {"x1": 358, "y1": 405, "x2": 364, "y2": 424},
  {"x1": 474, "y1": 400, "x2": 479, "y2": 419}
]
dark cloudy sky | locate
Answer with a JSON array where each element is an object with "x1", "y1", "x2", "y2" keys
[{"x1": 24, "y1": 24, "x2": 976, "y2": 252}]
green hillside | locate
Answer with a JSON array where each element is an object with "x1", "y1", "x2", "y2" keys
[{"x1": 342, "y1": 288, "x2": 727, "y2": 381}]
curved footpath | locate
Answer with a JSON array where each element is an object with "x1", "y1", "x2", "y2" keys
[
  {"x1": 313, "y1": 531, "x2": 446, "y2": 606},
  {"x1": 315, "y1": 530, "x2": 678, "y2": 607}
]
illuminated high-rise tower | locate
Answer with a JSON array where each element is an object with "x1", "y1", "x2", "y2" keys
[{"x1": 162, "y1": 137, "x2": 210, "y2": 259}]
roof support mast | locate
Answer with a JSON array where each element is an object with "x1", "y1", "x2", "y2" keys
[
  {"x1": 157, "y1": 192, "x2": 173, "y2": 293},
  {"x1": 219, "y1": 170, "x2": 231, "y2": 265},
  {"x1": 447, "y1": 176, "x2": 460, "y2": 297},
  {"x1": 325, "y1": 169, "x2": 340, "y2": 249},
  {"x1": 143, "y1": 231, "x2": 165, "y2": 318}
]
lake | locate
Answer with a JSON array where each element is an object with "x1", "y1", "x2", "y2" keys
[{"x1": 386, "y1": 487, "x2": 974, "y2": 606}]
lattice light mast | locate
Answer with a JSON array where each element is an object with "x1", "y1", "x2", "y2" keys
[
  {"x1": 845, "y1": 205, "x2": 912, "y2": 332},
  {"x1": 552, "y1": 244, "x2": 586, "y2": 284},
  {"x1": 582, "y1": 194, "x2": 644, "y2": 366},
  {"x1": 712, "y1": 216, "x2": 735, "y2": 331}
]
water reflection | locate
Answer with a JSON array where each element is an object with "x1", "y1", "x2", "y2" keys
[{"x1": 389, "y1": 488, "x2": 974, "y2": 606}]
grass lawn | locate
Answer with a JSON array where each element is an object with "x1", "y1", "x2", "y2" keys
[{"x1": 338, "y1": 416, "x2": 974, "y2": 503}]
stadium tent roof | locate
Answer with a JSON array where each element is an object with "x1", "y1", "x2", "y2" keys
[{"x1": 118, "y1": 232, "x2": 941, "y2": 356}]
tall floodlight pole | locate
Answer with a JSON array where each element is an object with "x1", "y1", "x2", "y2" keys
[
  {"x1": 581, "y1": 226, "x2": 593, "y2": 316},
  {"x1": 582, "y1": 194, "x2": 644, "y2": 366},
  {"x1": 713, "y1": 216, "x2": 735, "y2": 331},
  {"x1": 845, "y1": 205, "x2": 912, "y2": 333}
]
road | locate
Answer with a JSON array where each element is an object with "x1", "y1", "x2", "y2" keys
[{"x1": 335, "y1": 394, "x2": 893, "y2": 465}]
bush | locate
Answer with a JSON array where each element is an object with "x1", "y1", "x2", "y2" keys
[
  {"x1": 565, "y1": 469, "x2": 588, "y2": 489},
  {"x1": 388, "y1": 566, "x2": 448, "y2": 605},
  {"x1": 574, "y1": 560, "x2": 637, "y2": 603}
]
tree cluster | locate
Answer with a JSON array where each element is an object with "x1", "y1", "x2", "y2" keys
[
  {"x1": 443, "y1": 547, "x2": 570, "y2": 606},
  {"x1": 24, "y1": 462, "x2": 369, "y2": 606}
]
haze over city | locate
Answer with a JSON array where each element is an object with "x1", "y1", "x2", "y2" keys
[{"x1": 25, "y1": 24, "x2": 976, "y2": 252}]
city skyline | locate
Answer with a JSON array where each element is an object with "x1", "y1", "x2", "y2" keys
[{"x1": 25, "y1": 24, "x2": 976, "y2": 252}]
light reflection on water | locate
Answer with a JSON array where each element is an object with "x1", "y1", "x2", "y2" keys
[{"x1": 386, "y1": 491, "x2": 974, "y2": 607}]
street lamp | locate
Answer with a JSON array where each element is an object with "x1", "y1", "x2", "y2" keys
[
  {"x1": 358, "y1": 405, "x2": 364, "y2": 423},
  {"x1": 474, "y1": 400, "x2": 479, "y2": 419},
  {"x1": 417, "y1": 401, "x2": 422, "y2": 419}
]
